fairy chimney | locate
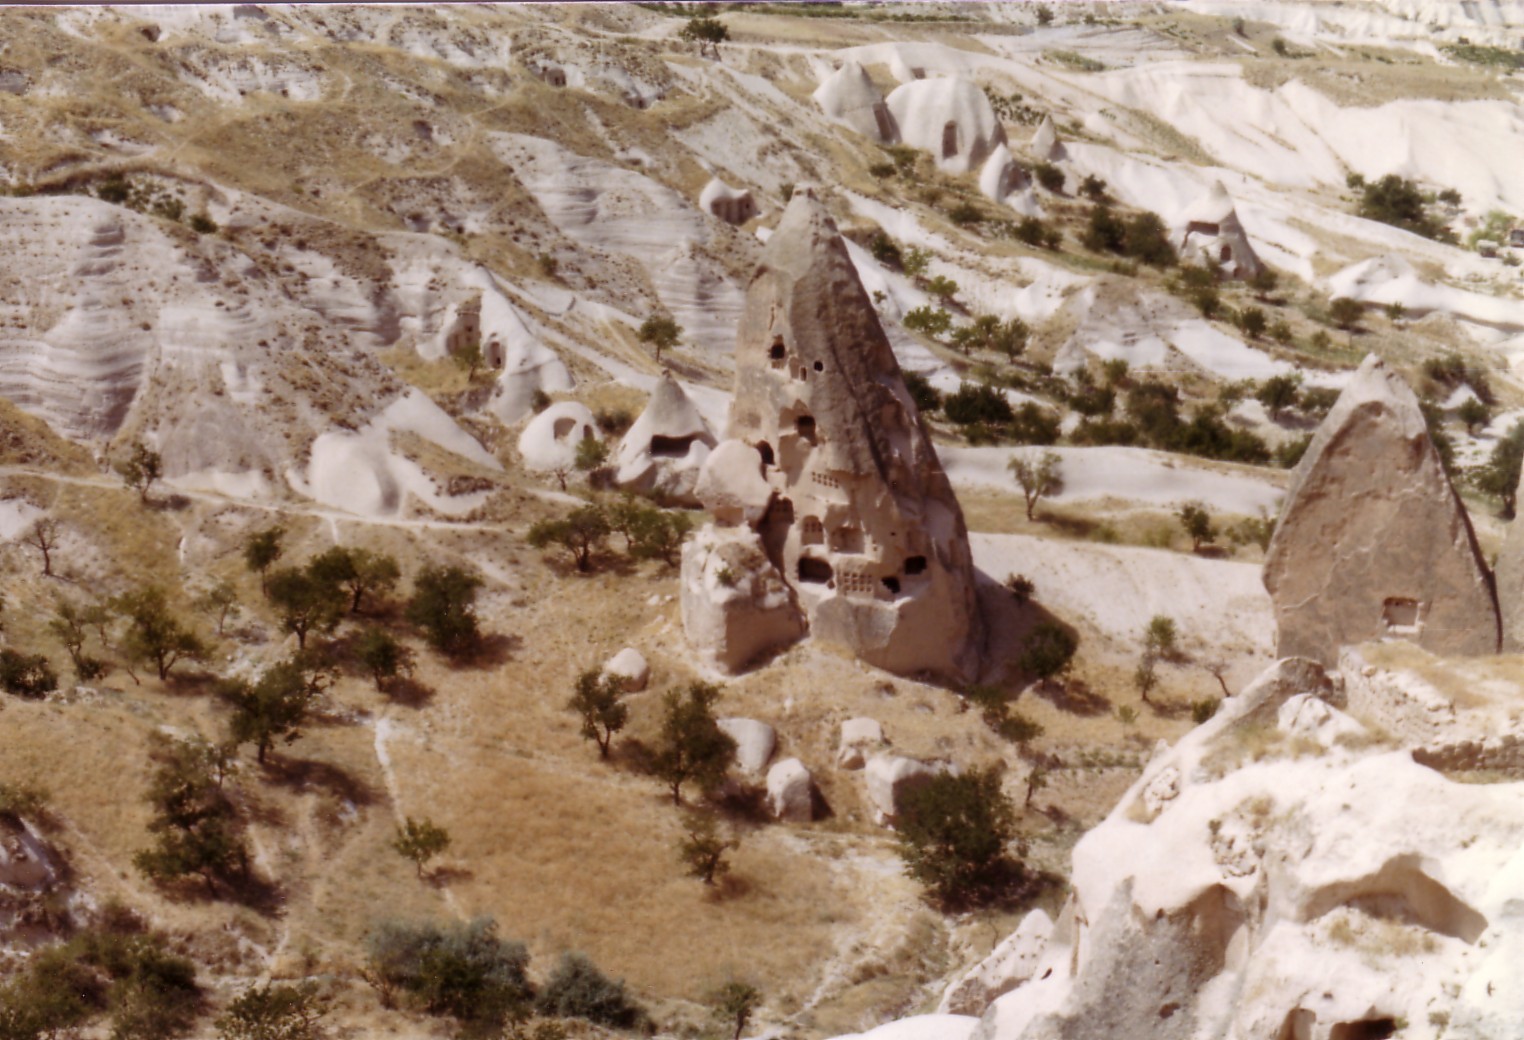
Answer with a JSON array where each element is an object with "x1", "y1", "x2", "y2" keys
[
  {"x1": 716, "y1": 188, "x2": 984, "y2": 682},
  {"x1": 1263, "y1": 355, "x2": 1499, "y2": 665}
]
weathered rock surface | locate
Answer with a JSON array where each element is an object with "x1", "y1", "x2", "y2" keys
[
  {"x1": 837, "y1": 716, "x2": 886, "y2": 769},
  {"x1": 766, "y1": 757, "x2": 815, "y2": 822},
  {"x1": 885, "y1": 77, "x2": 1005, "y2": 175},
  {"x1": 939, "y1": 909, "x2": 1054, "y2": 1017},
  {"x1": 1493, "y1": 514, "x2": 1524, "y2": 651},
  {"x1": 717, "y1": 189, "x2": 983, "y2": 682},
  {"x1": 679, "y1": 523, "x2": 804, "y2": 674},
  {"x1": 864, "y1": 753, "x2": 946, "y2": 826},
  {"x1": 1263, "y1": 354, "x2": 1498, "y2": 666},
  {"x1": 517, "y1": 401, "x2": 601, "y2": 473},
  {"x1": 695, "y1": 440, "x2": 773, "y2": 526},
  {"x1": 602, "y1": 648, "x2": 649, "y2": 693},
  {"x1": 936, "y1": 655, "x2": 1524, "y2": 1040},
  {"x1": 813, "y1": 61, "x2": 897, "y2": 143},
  {"x1": 614, "y1": 372, "x2": 716, "y2": 505},
  {"x1": 718, "y1": 717, "x2": 777, "y2": 775}
]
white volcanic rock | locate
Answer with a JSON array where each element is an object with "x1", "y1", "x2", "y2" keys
[
  {"x1": 885, "y1": 77, "x2": 1006, "y2": 176},
  {"x1": 1028, "y1": 115, "x2": 1064, "y2": 163},
  {"x1": 699, "y1": 177, "x2": 757, "y2": 226},
  {"x1": 475, "y1": 282, "x2": 574, "y2": 424},
  {"x1": 939, "y1": 910, "x2": 1054, "y2": 1017},
  {"x1": 813, "y1": 61, "x2": 898, "y2": 142},
  {"x1": 679, "y1": 523, "x2": 805, "y2": 674},
  {"x1": 948, "y1": 655, "x2": 1524, "y2": 1040},
  {"x1": 718, "y1": 717, "x2": 777, "y2": 775},
  {"x1": 615, "y1": 372, "x2": 716, "y2": 505},
  {"x1": 1264, "y1": 355, "x2": 1498, "y2": 665},
  {"x1": 602, "y1": 648, "x2": 649, "y2": 693},
  {"x1": 766, "y1": 757, "x2": 815, "y2": 822},
  {"x1": 1176, "y1": 180, "x2": 1263, "y2": 279},
  {"x1": 838, "y1": 717, "x2": 886, "y2": 769},
  {"x1": 978, "y1": 143, "x2": 1028, "y2": 204},
  {"x1": 695, "y1": 440, "x2": 773, "y2": 527},
  {"x1": 517, "y1": 401, "x2": 601, "y2": 473},
  {"x1": 864, "y1": 753, "x2": 946, "y2": 826}
]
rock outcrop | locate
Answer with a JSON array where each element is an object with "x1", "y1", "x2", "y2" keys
[
  {"x1": 718, "y1": 717, "x2": 777, "y2": 775},
  {"x1": 1263, "y1": 355, "x2": 1499, "y2": 666},
  {"x1": 766, "y1": 757, "x2": 816, "y2": 822},
  {"x1": 602, "y1": 648, "x2": 649, "y2": 692},
  {"x1": 939, "y1": 909, "x2": 1054, "y2": 1017},
  {"x1": 864, "y1": 753, "x2": 946, "y2": 826},
  {"x1": 1175, "y1": 180, "x2": 1263, "y2": 280},
  {"x1": 1494, "y1": 517, "x2": 1524, "y2": 652},
  {"x1": 885, "y1": 77, "x2": 1006, "y2": 175},
  {"x1": 680, "y1": 525, "x2": 805, "y2": 674},
  {"x1": 699, "y1": 177, "x2": 757, "y2": 226},
  {"x1": 686, "y1": 189, "x2": 983, "y2": 682},
  {"x1": 1029, "y1": 114, "x2": 1064, "y2": 162},
  {"x1": 947, "y1": 655, "x2": 1524, "y2": 1040},
  {"x1": 614, "y1": 372, "x2": 716, "y2": 505},
  {"x1": 837, "y1": 717, "x2": 886, "y2": 769},
  {"x1": 517, "y1": 401, "x2": 601, "y2": 473},
  {"x1": 812, "y1": 61, "x2": 897, "y2": 143}
]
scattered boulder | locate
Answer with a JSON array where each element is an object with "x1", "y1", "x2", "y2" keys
[
  {"x1": 614, "y1": 372, "x2": 716, "y2": 505},
  {"x1": 864, "y1": 753, "x2": 945, "y2": 826},
  {"x1": 679, "y1": 524, "x2": 805, "y2": 674},
  {"x1": 602, "y1": 648, "x2": 649, "y2": 692},
  {"x1": 718, "y1": 717, "x2": 777, "y2": 775},
  {"x1": 885, "y1": 77, "x2": 1006, "y2": 175},
  {"x1": 517, "y1": 401, "x2": 601, "y2": 473},
  {"x1": 766, "y1": 757, "x2": 815, "y2": 822},
  {"x1": 1175, "y1": 180, "x2": 1263, "y2": 280},
  {"x1": 712, "y1": 189, "x2": 984, "y2": 682},
  {"x1": 813, "y1": 61, "x2": 898, "y2": 143},
  {"x1": 699, "y1": 178, "x2": 758, "y2": 226},
  {"x1": 1263, "y1": 355, "x2": 1499, "y2": 665},
  {"x1": 837, "y1": 717, "x2": 886, "y2": 769},
  {"x1": 695, "y1": 440, "x2": 773, "y2": 526},
  {"x1": 939, "y1": 909, "x2": 1054, "y2": 1016}
]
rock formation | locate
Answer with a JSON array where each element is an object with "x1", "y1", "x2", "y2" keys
[
  {"x1": 766, "y1": 758, "x2": 815, "y2": 822},
  {"x1": 517, "y1": 401, "x2": 601, "y2": 473},
  {"x1": 885, "y1": 77, "x2": 1007, "y2": 176},
  {"x1": 1029, "y1": 114, "x2": 1065, "y2": 162},
  {"x1": 685, "y1": 189, "x2": 983, "y2": 682},
  {"x1": 812, "y1": 60, "x2": 897, "y2": 143},
  {"x1": 938, "y1": 909, "x2": 1053, "y2": 1017},
  {"x1": 481, "y1": 289, "x2": 575, "y2": 424},
  {"x1": 838, "y1": 717, "x2": 886, "y2": 769},
  {"x1": 699, "y1": 177, "x2": 757, "y2": 226},
  {"x1": 717, "y1": 717, "x2": 777, "y2": 775},
  {"x1": 1263, "y1": 355, "x2": 1499, "y2": 665},
  {"x1": 680, "y1": 525, "x2": 806, "y2": 674},
  {"x1": 1176, "y1": 180, "x2": 1263, "y2": 280},
  {"x1": 864, "y1": 753, "x2": 946, "y2": 826},
  {"x1": 614, "y1": 372, "x2": 716, "y2": 505}
]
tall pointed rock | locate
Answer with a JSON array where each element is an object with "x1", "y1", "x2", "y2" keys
[
  {"x1": 722, "y1": 188, "x2": 983, "y2": 681},
  {"x1": 1263, "y1": 355, "x2": 1499, "y2": 665}
]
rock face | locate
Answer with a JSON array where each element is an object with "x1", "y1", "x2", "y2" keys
[
  {"x1": 948, "y1": 655, "x2": 1524, "y2": 1040},
  {"x1": 718, "y1": 718, "x2": 777, "y2": 775},
  {"x1": 1175, "y1": 180, "x2": 1263, "y2": 280},
  {"x1": 699, "y1": 177, "x2": 757, "y2": 226},
  {"x1": 695, "y1": 440, "x2": 773, "y2": 527},
  {"x1": 1029, "y1": 114, "x2": 1064, "y2": 162},
  {"x1": 602, "y1": 648, "x2": 649, "y2": 692},
  {"x1": 680, "y1": 524, "x2": 806, "y2": 673},
  {"x1": 885, "y1": 77, "x2": 1006, "y2": 175},
  {"x1": 812, "y1": 61, "x2": 897, "y2": 143},
  {"x1": 517, "y1": 401, "x2": 601, "y2": 472},
  {"x1": 714, "y1": 189, "x2": 983, "y2": 682},
  {"x1": 939, "y1": 909, "x2": 1054, "y2": 1016},
  {"x1": 1263, "y1": 355, "x2": 1499, "y2": 666},
  {"x1": 864, "y1": 753, "x2": 945, "y2": 826},
  {"x1": 766, "y1": 758, "x2": 815, "y2": 822},
  {"x1": 614, "y1": 372, "x2": 716, "y2": 505},
  {"x1": 837, "y1": 717, "x2": 886, "y2": 769},
  {"x1": 1494, "y1": 517, "x2": 1524, "y2": 651}
]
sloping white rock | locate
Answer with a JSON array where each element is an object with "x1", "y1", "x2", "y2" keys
[
  {"x1": 838, "y1": 717, "x2": 886, "y2": 769},
  {"x1": 978, "y1": 142, "x2": 1027, "y2": 204},
  {"x1": 766, "y1": 757, "x2": 815, "y2": 822},
  {"x1": 813, "y1": 61, "x2": 898, "y2": 142},
  {"x1": 718, "y1": 717, "x2": 777, "y2": 775},
  {"x1": 603, "y1": 648, "x2": 649, "y2": 693},
  {"x1": 885, "y1": 77, "x2": 1007, "y2": 175},
  {"x1": 615, "y1": 372, "x2": 716, "y2": 505},
  {"x1": 476, "y1": 283, "x2": 574, "y2": 424},
  {"x1": 939, "y1": 910, "x2": 1054, "y2": 1016},
  {"x1": 517, "y1": 401, "x2": 601, "y2": 473}
]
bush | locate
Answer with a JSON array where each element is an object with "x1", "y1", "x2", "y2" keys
[
  {"x1": 903, "y1": 371, "x2": 942, "y2": 413},
  {"x1": 1033, "y1": 162, "x2": 1065, "y2": 194},
  {"x1": 536, "y1": 953, "x2": 645, "y2": 1029},
  {"x1": 896, "y1": 767, "x2": 1020, "y2": 908},
  {"x1": 1358, "y1": 173, "x2": 1450, "y2": 240},
  {"x1": 943, "y1": 383, "x2": 1014, "y2": 427},
  {"x1": 1329, "y1": 296, "x2": 1363, "y2": 330},
  {"x1": 902, "y1": 306, "x2": 951, "y2": 338},
  {"x1": 1236, "y1": 306, "x2": 1268, "y2": 339},
  {"x1": 947, "y1": 201, "x2": 984, "y2": 226},
  {"x1": 1079, "y1": 174, "x2": 1107, "y2": 201},
  {"x1": 1014, "y1": 216, "x2": 1048, "y2": 247},
  {"x1": 1019, "y1": 621, "x2": 1076, "y2": 688},
  {"x1": 1080, "y1": 204, "x2": 1125, "y2": 253},
  {"x1": 216, "y1": 982, "x2": 328, "y2": 1040},
  {"x1": 405, "y1": 565, "x2": 483, "y2": 658},
  {"x1": 366, "y1": 918, "x2": 532, "y2": 1029},
  {"x1": 868, "y1": 234, "x2": 902, "y2": 268},
  {"x1": 1122, "y1": 211, "x2": 1176, "y2": 267},
  {"x1": 0, "y1": 649, "x2": 57, "y2": 699}
]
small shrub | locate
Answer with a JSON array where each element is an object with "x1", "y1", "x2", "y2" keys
[
  {"x1": 903, "y1": 371, "x2": 942, "y2": 413},
  {"x1": 188, "y1": 213, "x2": 218, "y2": 235},
  {"x1": 365, "y1": 918, "x2": 532, "y2": 1028},
  {"x1": 0, "y1": 649, "x2": 57, "y2": 698},
  {"x1": 1033, "y1": 162, "x2": 1065, "y2": 194},
  {"x1": 1079, "y1": 174, "x2": 1107, "y2": 201},
  {"x1": 535, "y1": 953, "x2": 645, "y2": 1029},
  {"x1": 1019, "y1": 621, "x2": 1077, "y2": 688},
  {"x1": 1191, "y1": 698, "x2": 1221, "y2": 724},
  {"x1": 216, "y1": 981, "x2": 328, "y2": 1040},
  {"x1": 868, "y1": 234, "x2": 902, "y2": 268}
]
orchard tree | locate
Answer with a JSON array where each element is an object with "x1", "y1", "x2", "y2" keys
[
  {"x1": 112, "y1": 586, "x2": 206, "y2": 682},
  {"x1": 1176, "y1": 501, "x2": 1217, "y2": 552},
  {"x1": 357, "y1": 627, "x2": 415, "y2": 692},
  {"x1": 243, "y1": 526, "x2": 285, "y2": 593},
  {"x1": 528, "y1": 504, "x2": 611, "y2": 573},
  {"x1": 196, "y1": 581, "x2": 241, "y2": 636},
  {"x1": 678, "y1": 813, "x2": 736, "y2": 886},
  {"x1": 711, "y1": 982, "x2": 762, "y2": 1040},
  {"x1": 309, "y1": 546, "x2": 401, "y2": 614},
  {"x1": 115, "y1": 441, "x2": 163, "y2": 503},
  {"x1": 638, "y1": 315, "x2": 682, "y2": 361},
  {"x1": 896, "y1": 766, "x2": 1019, "y2": 908},
  {"x1": 568, "y1": 668, "x2": 628, "y2": 759},
  {"x1": 393, "y1": 816, "x2": 452, "y2": 878},
  {"x1": 24, "y1": 517, "x2": 59, "y2": 577},
  {"x1": 680, "y1": 14, "x2": 729, "y2": 57},
  {"x1": 405, "y1": 565, "x2": 483, "y2": 659},
  {"x1": 221, "y1": 656, "x2": 329, "y2": 763},
  {"x1": 1008, "y1": 451, "x2": 1064, "y2": 521},
  {"x1": 266, "y1": 567, "x2": 346, "y2": 650},
  {"x1": 652, "y1": 681, "x2": 737, "y2": 805},
  {"x1": 1018, "y1": 621, "x2": 1077, "y2": 691}
]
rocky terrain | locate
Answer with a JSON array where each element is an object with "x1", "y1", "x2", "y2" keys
[{"x1": 1, "y1": 1, "x2": 1524, "y2": 1038}]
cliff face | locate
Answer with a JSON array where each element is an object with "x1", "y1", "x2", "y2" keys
[{"x1": 726, "y1": 190, "x2": 983, "y2": 683}]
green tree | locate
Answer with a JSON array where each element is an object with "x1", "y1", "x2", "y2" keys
[
  {"x1": 895, "y1": 767, "x2": 1019, "y2": 907},
  {"x1": 405, "y1": 565, "x2": 483, "y2": 658},
  {"x1": 528, "y1": 504, "x2": 612, "y2": 573},
  {"x1": 221, "y1": 656, "x2": 328, "y2": 764},
  {"x1": 216, "y1": 982, "x2": 329, "y2": 1040},
  {"x1": 24, "y1": 517, "x2": 59, "y2": 577},
  {"x1": 568, "y1": 668, "x2": 628, "y2": 759},
  {"x1": 0, "y1": 650, "x2": 58, "y2": 699},
  {"x1": 1475, "y1": 421, "x2": 1524, "y2": 518},
  {"x1": 357, "y1": 627, "x2": 415, "y2": 692},
  {"x1": 638, "y1": 315, "x2": 682, "y2": 361},
  {"x1": 365, "y1": 917, "x2": 532, "y2": 1030},
  {"x1": 711, "y1": 981, "x2": 762, "y2": 1040},
  {"x1": 243, "y1": 526, "x2": 286, "y2": 594},
  {"x1": 265, "y1": 567, "x2": 346, "y2": 650},
  {"x1": 1079, "y1": 173, "x2": 1107, "y2": 201},
  {"x1": 134, "y1": 737, "x2": 248, "y2": 892},
  {"x1": 1018, "y1": 621, "x2": 1076, "y2": 690},
  {"x1": 629, "y1": 507, "x2": 694, "y2": 566},
  {"x1": 1329, "y1": 296, "x2": 1363, "y2": 330},
  {"x1": 393, "y1": 816, "x2": 452, "y2": 878},
  {"x1": 453, "y1": 339, "x2": 485, "y2": 383},
  {"x1": 196, "y1": 581, "x2": 241, "y2": 637},
  {"x1": 575, "y1": 437, "x2": 609, "y2": 475},
  {"x1": 680, "y1": 14, "x2": 729, "y2": 56},
  {"x1": 651, "y1": 682, "x2": 737, "y2": 804},
  {"x1": 678, "y1": 813, "x2": 736, "y2": 886},
  {"x1": 925, "y1": 275, "x2": 960, "y2": 305},
  {"x1": 1175, "y1": 501, "x2": 1217, "y2": 552},
  {"x1": 1133, "y1": 654, "x2": 1159, "y2": 706},
  {"x1": 1236, "y1": 306, "x2": 1268, "y2": 339},
  {"x1": 308, "y1": 546, "x2": 401, "y2": 614},
  {"x1": 902, "y1": 246, "x2": 932, "y2": 278},
  {"x1": 1144, "y1": 615, "x2": 1180, "y2": 661},
  {"x1": 112, "y1": 587, "x2": 206, "y2": 682},
  {"x1": 1255, "y1": 373, "x2": 1303, "y2": 419},
  {"x1": 1458, "y1": 396, "x2": 1491, "y2": 435},
  {"x1": 535, "y1": 952, "x2": 646, "y2": 1029},
  {"x1": 902, "y1": 305, "x2": 952, "y2": 338},
  {"x1": 1007, "y1": 451, "x2": 1063, "y2": 521},
  {"x1": 115, "y1": 441, "x2": 164, "y2": 503}
]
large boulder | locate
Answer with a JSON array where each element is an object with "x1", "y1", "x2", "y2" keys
[
  {"x1": 766, "y1": 757, "x2": 816, "y2": 822},
  {"x1": 718, "y1": 717, "x2": 777, "y2": 775},
  {"x1": 939, "y1": 909, "x2": 1054, "y2": 1016},
  {"x1": 602, "y1": 648, "x2": 649, "y2": 693},
  {"x1": 614, "y1": 372, "x2": 716, "y2": 505},
  {"x1": 864, "y1": 753, "x2": 946, "y2": 826},
  {"x1": 1263, "y1": 355, "x2": 1499, "y2": 666},
  {"x1": 838, "y1": 717, "x2": 886, "y2": 769},
  {"x1": 813, "y1": 61, "x2": 897, "y2": 143},
  {"x1": 695, "y1": 439, "x2": 773, "y2": 526},
  {"x1": 680, "y1": 523, "x2": 805, "y2": 674},
  {"x1": 720, "y1": 189, "x2": 984, "y2": 683}
]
